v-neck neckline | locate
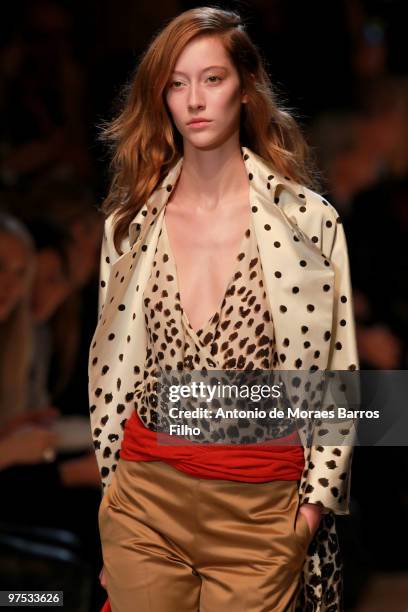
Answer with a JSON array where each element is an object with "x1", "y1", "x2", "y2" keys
[{"x1": 162, "y1": 213, "x2": 251, "y2": 340}]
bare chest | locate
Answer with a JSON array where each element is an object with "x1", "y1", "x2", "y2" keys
[{"x1": 163, "y1": 201, "x2": 251, "y2": 332}]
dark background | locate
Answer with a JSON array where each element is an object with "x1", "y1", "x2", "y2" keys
[{"x1": 0, "y1": 1, "x2": 407, "y2": 610}]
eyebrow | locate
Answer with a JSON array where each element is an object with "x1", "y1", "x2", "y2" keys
[{"x1": 171, "y1": 65, "x2": 228, "y2": 76}]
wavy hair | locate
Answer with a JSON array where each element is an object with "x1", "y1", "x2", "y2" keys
[{"x1": 100, "y1": 6, "x2": 322, "y2": 254}]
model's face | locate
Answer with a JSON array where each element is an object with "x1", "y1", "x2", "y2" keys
[
  {"x1": 0, "y1": 232, "x2": 33, "y2": 321},
  {"x1": 30, "y1": 248, "x2": 71, "y2": 323},
  {"x1": 165, "y1": 35, "x2": 248, "y2": 149}
]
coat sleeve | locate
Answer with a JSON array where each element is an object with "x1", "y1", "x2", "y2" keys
[{"x1": 300, "y1": 207, "x2": 360, "y2": 515}]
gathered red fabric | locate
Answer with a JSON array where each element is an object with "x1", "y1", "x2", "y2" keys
[
  {"x1": 120, "y1": 410, "x2": 305, "y2": 482},
  {"x1": 101, "y1": 598, "x2": 111, "y2": 612}
]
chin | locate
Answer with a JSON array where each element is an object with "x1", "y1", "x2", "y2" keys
[{"x1": 186, "y1": 137, "x2": 226, "y2": 152}]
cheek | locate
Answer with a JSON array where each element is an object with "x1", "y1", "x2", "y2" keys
[
  {"x1": 34, "y1": 278, "x2": 57, "y2": 303},
  {"x1": 35, "y1": 283, "x2": 65, "y2": 317},
  {"x1": 214, "y1": 87, "x2": 242, "y2": 115},
  {"x1": 48, "y1": 281, "x2": 68, "y2": 304},
  {"x1": 166, "y1": 94, "x2": 181, "y2": 122}
]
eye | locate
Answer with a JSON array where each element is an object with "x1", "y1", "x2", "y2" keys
[{"x1": 169, "y1": 75, "x2": 223, "y2": 88}]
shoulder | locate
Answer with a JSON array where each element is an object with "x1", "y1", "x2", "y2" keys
[
  {"x1": 101, "y1": 214, "x2": 118, "y2": 264},
  {"x1": 276, "y1": 182, "x2": 345, "y2": 258},
  {"x1": 248, "y1": 147, "x2": 341, "y2": 229},
  {"x1": 278, "y1": 181, "x2": 341, "y2": 227},
  {"x1": 102, "y1": 212, "x2": 133, "y2": 263},
  {"x1": 250, "y1": 147, "x2": 342, "y2": 239}
]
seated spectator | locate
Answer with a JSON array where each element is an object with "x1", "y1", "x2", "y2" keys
[
  {"x1": 0, "y1": 213, "x2": 104, "y2": 610},
  {"x1": 25, "y1": 217, "x2": 73, "y2": 409},
  {"x1": 0, "y1": 212, "x2": 35, "y2": 427}
]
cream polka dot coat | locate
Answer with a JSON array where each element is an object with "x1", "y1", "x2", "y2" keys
[{"x1": 89, "y1": 146, "x2": 359, "y2": 611}]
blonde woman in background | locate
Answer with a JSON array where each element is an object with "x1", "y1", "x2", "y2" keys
[
  {"x1": 0, "y1": 212, "x2": 35, "y2": 426},
  {"x1": 0, "y1": 211, "x2": 58, "y2": 464}
]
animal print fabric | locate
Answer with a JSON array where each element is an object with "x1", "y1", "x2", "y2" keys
[{"x1": 139, "y1": 212, "x2": 302, "y2": 445}]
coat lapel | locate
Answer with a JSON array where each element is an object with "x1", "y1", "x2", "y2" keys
[
  {"x1": 244, "y1": 147, "x2": 335, "y2": 373},
  {"x1": 94, "y1": 146, "x2": 335, "y2": 375},
  {"x1": 92, "y1": 159, "x2": 183, "y2": 347}
]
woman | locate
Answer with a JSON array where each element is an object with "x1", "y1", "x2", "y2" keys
[
  {"x1": 89, "y1": 7, "x2": 359, "y2": 612},
  {"x1": 0, "y1": 213, "x2": 36, "y2": 426},
  {"x1": 0, "y1": 211, "x2": 65, "y2": 469}
]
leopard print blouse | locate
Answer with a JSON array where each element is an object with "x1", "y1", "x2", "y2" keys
[{"x1": 137, "y1": 212, "x2": 301, "y2": 446}]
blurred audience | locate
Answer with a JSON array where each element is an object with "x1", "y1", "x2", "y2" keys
[
  {"x1": 309, "y1": 75, "x2": 408, "y2": 588},
  {"x1": 309, "y1": 76, "x2": 408, "y2": 217},
  {"x1": 0, "y1": 213, "x2": 36, "y2": 426},
  {"x1": 0, "y1": 211, "x2": 104, "y2": 609},
  {"x1": 0, "y1": 413, "x2": 59, "y2": 471},
  {"x1": 0, "y1": 0, "x2": 92, "y2": 190},
  {"x1": 25, "y1": 217, "x2": 73, "y2": 408}
]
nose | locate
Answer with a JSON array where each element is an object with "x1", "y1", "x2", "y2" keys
[{"x1": 187, "y1": 81, "x2": 205, "y2": 110}]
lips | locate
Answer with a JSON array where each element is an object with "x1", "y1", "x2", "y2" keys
[{"x1": 188, "y1": 119, "x2": 211, "y2": 125}]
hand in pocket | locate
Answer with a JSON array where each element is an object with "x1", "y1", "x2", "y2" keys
[{"x1": 298, "y1": 502, "x2": 323, "y2": 539}]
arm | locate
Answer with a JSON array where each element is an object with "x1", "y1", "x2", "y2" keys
[
  {"x1": 301, "y1": 209, "x2": 360, "y2": 516},
  {"x1": 0, "y1": 426, "x2": 59, "y2": 471}
]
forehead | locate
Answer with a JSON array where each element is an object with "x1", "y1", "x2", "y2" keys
[{"x1": 172, "y1": 35, "x2": 232, "y2": 72}]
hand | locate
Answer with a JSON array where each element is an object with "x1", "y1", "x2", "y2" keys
[
  {"x1": 298, "y1": 502, "x2": 324, "y2": 537},
  {"x1": 28, "y1": 407, "x2": 61, "y2": 426},
  {"x1": 0, "y1": 425, "x2": 59, "y2": 469},
  {"x1": 99, "y1": 565, "x2": 107, "y2": 590},
  {"x1": 0, "y1": 407, "x2": 60, "y2": 438}
]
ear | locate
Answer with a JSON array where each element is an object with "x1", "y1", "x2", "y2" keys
[{"x1": 241, "y1": 73, "x2": 255, "y2": 104}]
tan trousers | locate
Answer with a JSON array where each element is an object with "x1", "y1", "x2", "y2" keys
[{"x1": 98, "y1": 459, "x2": 313, "y2": 612}]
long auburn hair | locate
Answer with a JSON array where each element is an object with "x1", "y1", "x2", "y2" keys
[{"x1": 100, "y1": 6, "x2": 322, "y2": 255}]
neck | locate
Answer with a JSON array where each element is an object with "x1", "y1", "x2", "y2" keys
[{"x1": 171, "y1": 140, "x2": 249, "y2": 213}]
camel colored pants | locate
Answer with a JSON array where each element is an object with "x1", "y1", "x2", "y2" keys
[{"x1": 98, "y1": 459, "x2": 312, "y2": 612}]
